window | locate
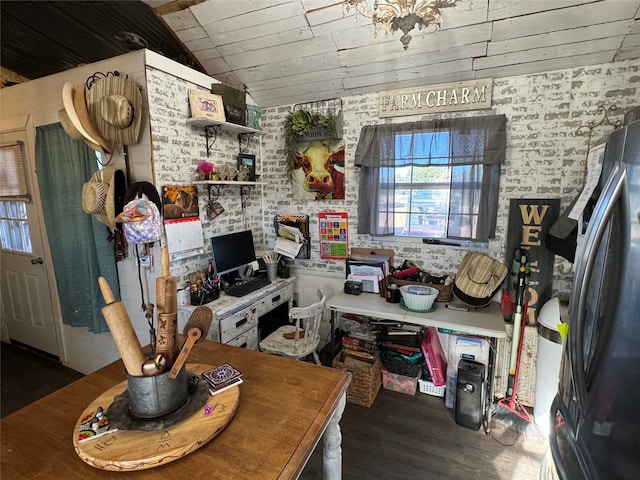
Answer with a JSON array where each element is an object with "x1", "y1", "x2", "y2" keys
[
  {"x1": 0, "y1": 200, "x2": 32, "y2": 253},
  {"x1": 355, "y1": 115, "x2": 506, "y2": 243},
  {"x1": 1, "y1": 142, "x2": 32, "y2": 253}
]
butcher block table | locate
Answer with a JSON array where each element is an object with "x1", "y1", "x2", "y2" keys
[{"x1": 1, "y1": 341, "x2": 350, "y2": 480}]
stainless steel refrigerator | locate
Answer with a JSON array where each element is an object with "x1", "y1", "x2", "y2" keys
[{"x1": 548, "y1": 119, "x2": 640, "y2": 479}]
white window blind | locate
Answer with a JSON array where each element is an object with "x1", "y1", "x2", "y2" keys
[{"x1": 0, "y1": 142, "x2": 30, "y2": 200}]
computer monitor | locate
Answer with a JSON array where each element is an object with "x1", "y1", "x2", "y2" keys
[{"x1": 211, "y1": 230, "x2": 257, "y2": 278}]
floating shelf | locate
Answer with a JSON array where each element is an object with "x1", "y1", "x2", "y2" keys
[
  {"x1": 193, "y1": 180, "x2": 264, "y2": 186},
  {"x1": 186, "y1": 117, "x2": 264, "y2": 136}
]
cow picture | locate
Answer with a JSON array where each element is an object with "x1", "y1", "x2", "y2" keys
[{"x1": 292, "y1": 139, "x2": 345, "y2": 200}]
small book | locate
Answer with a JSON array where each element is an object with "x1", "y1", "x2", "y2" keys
[
  {"x1": 202, "y1": 363, "x2": 242, "y2": 389},
  {"x1": 209, "y1": 377, "x2": 243, "y2": 397}
]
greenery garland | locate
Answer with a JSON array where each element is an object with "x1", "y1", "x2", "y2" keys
[{"x1": 284, "y1": 110, "x2": 337, "y2": 181}]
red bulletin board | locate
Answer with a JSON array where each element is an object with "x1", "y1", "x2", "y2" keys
[{"x1": 319, "y1": 212, "x2": 348, "y2": 259}]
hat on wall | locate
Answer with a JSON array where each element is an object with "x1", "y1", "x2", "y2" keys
[
  {"x1": 57, "y1": 108, "x2": 103, "y2": 152},
  {"x1": 86, "y1": 75, "x2": 142, "y2": 146},
  {"x1": 61, "y1": 82, "x2": 112, "y2": 155},
  {"x1": 81, "y1": 167, "x2": 125, "y2": 230}
]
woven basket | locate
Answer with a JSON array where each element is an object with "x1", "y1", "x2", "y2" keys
[
  {"x1": 386, "y1": 275, "x2": 453, "y2": 302},
  {"x1": 332, "y1": 352, "x2": 382, "y2": 408}
]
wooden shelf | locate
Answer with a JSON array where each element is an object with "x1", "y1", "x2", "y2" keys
[{"x1": 186, "y1": 117, "x2": 264, "y2": 135}]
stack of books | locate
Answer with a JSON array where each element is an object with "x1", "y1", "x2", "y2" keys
[
  {"x1": 340, "y1": 332, "x2": 379, "y2": 364},
  {"x1": 379, "y1": 325, "x2": 424, "y2": 377},
  {"x1": 201, "y1": 363, "x2": 243, "y2": 396}
]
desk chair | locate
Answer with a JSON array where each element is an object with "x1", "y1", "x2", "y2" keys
[{"x1": 259, "y1": 289, "x2": 326, "y2": 364}]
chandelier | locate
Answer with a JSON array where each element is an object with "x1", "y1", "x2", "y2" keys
[{"x1": 343, "y1": 0, "x2": 463, "y2": 50}]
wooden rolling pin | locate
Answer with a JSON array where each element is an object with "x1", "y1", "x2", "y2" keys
[
  {"x1": 98, "y1": 276, "x2": 146, "y2": 376},
  {"x1": 156, "y1": 248, "x2": 178, "y2": 365}
]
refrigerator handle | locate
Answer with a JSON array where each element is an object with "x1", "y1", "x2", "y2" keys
[{"x1": 569, "y1": 163, "x2": 626, "y2": 413}]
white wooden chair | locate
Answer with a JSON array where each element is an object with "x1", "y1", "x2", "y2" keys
[{"x1": 259, "y1": 289, "x2": 326, "y2": 364}]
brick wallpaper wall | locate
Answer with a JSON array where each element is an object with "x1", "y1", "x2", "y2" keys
[
  {"x1": 259, "y1": 60, "x2": 640, "y2": 300},
  {"x1": 146, "y1": 66, "x2": 265, "y2": 284},
  {"x1": 143, "y1": 60, "x2": 639, "y2": 300}
]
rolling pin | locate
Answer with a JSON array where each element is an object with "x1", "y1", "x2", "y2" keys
[
  {"x1": 156, "y1": 248, "x2": 178, "y2": 365},
  {"x1": 98, "y1": 276, "x2": 146, "y2": 376}
]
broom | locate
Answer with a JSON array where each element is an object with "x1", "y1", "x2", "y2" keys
[{"x1": 492, "y1": 249, "x2": 541, "y2": 436}]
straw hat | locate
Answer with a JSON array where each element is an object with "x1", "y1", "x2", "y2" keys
[
  {"x1": 61, "y1": 82, "x2": 112, "y2": 155},
  {"x1": 82, "y1": 167, "x2": 121, "y2": 230},
  {"x1": 86, "y1": 75, "x2": 142, "y2": 146},
  {"x1": 57, "y1": 108, "x2": 102, "y2": 152}
]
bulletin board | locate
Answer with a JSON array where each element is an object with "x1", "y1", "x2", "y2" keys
[{"x1": 319, "y1": 212, "x2": 348, "y2": 259}]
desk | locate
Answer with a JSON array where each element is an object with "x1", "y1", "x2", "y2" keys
[
  {"x1": 178, "y1": 277, "x2": 295, "y2": 349},
  {"x1": 327, "y1": 292, "x2": 506, "y2": 434},
  {"x1": 0, "y1": 340, "x2": 350, "y2": 480},
  {"x1": 326, "y1": 291, "x2": 506, "y2": 339}
]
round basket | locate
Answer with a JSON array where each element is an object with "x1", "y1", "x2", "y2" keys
[
  {"x1": 399, "y1": 285, "x2": 438, "y2": 311},
  {"x1": 386, "y1": 275, "x2": 453, "y2": 302}
]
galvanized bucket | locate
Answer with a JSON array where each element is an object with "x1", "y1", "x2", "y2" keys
[{"x1": 127, "y1": 365, "x2": 188, "y2": 418}]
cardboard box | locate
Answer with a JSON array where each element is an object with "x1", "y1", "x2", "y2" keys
[{"x1": 382, "y1": 368, "x2": 420, "y2": 395}]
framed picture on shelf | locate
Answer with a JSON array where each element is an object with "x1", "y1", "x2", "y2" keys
[
  {"x1": 237, "y1": 153, "x2": 257, "y2": 181},
  {"x1": 188, "y1": 90, "x2": 226, "y2": 122}
]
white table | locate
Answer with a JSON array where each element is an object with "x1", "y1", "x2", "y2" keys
[{"x1": 326, "y1": 291, "x2": 506, "y2": 434}]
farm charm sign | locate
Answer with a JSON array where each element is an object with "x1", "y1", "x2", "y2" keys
[{"x1": 378, "y1": 79, "x2": 493, "y2": 117}]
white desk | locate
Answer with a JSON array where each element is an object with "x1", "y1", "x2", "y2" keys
[
  {"x1": 178, "y1": 277, "x2": 295, "y2": 349},
  {"x1": 326, "y1": 291, "x2": 506, "y2": 339},
  {"x1": 326, "y1": 291, "x2": 506, "y2": 435}
]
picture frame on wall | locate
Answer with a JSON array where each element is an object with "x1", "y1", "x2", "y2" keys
[
  {"x1": 188, "y1": 90, "x2": 226, "y2": 122},
  {"x1": 237, "y1": 153, "x2": 257, "y2": 181}
]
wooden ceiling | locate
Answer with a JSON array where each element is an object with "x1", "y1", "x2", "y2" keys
[{"x1": 2, "y1": 1, "x2": 639, "y2": 108}]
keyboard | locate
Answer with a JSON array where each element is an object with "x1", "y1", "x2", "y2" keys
[{"x1": 225, "y1": 276, "x2": 271, "y2": 297}]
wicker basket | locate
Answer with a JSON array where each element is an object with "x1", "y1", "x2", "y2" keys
[
  {"x1": 386, "y1": 275, "x2": 453, "y2": 302},
  {"x1": 332, "y1": 352, "x2": 382, "y2": 408}
]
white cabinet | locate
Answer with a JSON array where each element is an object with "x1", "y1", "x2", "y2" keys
[{"x1": 178, "y1": 277, "x2": 295, "y2": 350}]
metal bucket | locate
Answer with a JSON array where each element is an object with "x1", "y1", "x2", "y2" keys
[{"x1": 127, "y1": 366, "x2": 188, "y2": 418}]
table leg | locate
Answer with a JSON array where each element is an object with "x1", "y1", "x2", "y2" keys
[
  {"x1": 323, "y1": 391, "x2": 346, "y2": 480},
  {"x1": 483, "y1": 336, "x2": 498, "y2": 436}
]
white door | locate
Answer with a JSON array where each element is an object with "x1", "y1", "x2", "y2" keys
[{"x1": 1, "y1": 120, "x2": 60, "y2": 356}]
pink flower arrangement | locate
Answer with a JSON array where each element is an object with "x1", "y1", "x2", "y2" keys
[{"x1": 197, "y1": 161, "x2": 215, "y2": 175}]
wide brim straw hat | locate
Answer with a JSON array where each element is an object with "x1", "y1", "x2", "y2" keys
[
  {"x1": 81, "y1": 167, "x2": 121, "y2": 230},
  {"x1": 86, "y1": 75, "x2": 142, "y2": 146},
  {"x1": 61, "y1": 82, "x2": 112, "y2": 155},
  {"x1": 57, "y1": 108, "x2": 103, "y2": 152}
]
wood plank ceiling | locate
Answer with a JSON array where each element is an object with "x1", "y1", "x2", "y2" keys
[
  {"x1": 1, "y1": 0, "x2": 639, "y2": 109},
  {"x1": 145, "y1": 0, "x2": 640, "y2": 107}
]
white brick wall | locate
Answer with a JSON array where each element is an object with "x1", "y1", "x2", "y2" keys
[{"x1": 258, "y1": 60, "x2": 640, "y2": 300}]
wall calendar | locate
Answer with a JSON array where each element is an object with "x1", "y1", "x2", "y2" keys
[{"x1": 319, "y1": 212, "x2": 348, "y2": 259}]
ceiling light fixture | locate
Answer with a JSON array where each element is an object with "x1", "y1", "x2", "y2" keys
[{"x1": 343, "y1": 0, "x2": 463, "y2": 50}]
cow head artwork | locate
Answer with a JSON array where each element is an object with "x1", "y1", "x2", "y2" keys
[{"x1": 294, "y1": 140, "x2": 345, "y2": 200}]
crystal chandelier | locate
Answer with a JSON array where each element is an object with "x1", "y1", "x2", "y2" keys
[{"x1": 344, "y1": 0, "x2": 463, "y2": 50}]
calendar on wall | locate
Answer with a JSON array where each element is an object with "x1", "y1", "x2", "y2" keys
[{"x1": 319, "y1": 212, "x2": 348, "y2": 259}]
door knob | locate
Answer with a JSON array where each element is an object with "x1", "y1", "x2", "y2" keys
[{"x1": 31, "y1": 257, "x2": 43, "y2": 265}]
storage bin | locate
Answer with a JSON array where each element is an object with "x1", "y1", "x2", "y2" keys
[
  {"x1": 381, "y1": 369, "x2": 420, "y2": 395},
  {"x1": 332, "y1": 353, "x2": 381, "y2": 407},
  {"x1": 418, "y1": 378, "x2": 446, "y2": 397}
]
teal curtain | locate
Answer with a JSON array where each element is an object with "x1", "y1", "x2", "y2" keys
[{"x1": 35, "y1": 123, "x2": 119, "y2": 333}]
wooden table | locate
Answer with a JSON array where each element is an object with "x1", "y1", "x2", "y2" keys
[{"x1": 1, "y1": 341, "x2": 350, "y2": 480}]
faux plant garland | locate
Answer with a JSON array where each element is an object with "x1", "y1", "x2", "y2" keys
[{"x1": 284, "y1": 110, "x2": 337, "y2": 181}]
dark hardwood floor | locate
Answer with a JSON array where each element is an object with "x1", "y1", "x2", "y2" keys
[
  {"x1": 1, "y1": 341, "x2": 547, "y2": 479},
  {"x1": 1, "y1": 341, "x2": 85, "y2": 418}
]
